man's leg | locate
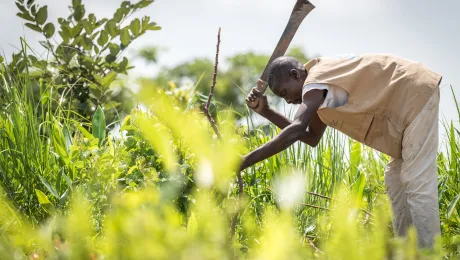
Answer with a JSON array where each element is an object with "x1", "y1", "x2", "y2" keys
[
  {"x1": 400, "y1": 87, "x2": 441, "y2": 248},
  {"x1": 384, "y1": 158, "x2": 413, "y2": 236}
]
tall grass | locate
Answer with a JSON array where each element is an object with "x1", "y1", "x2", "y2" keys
[
  {"x1": 0, "y1": 71, "x2": 73, "y2": 222},
  {"x1": 0, "y1": 68, "x2": 459, "y2": 258}
]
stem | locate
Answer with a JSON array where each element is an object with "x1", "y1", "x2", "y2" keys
[{"x1": 203, "y1": 27, "x2": 222, "y2": 139}]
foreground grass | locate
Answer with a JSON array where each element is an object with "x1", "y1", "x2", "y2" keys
[{"x1": 0, "y1": 73, "x2": 459, "y2": 258}]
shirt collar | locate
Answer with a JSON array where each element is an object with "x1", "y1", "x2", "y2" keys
[{"x1": 304, "y1": 58, "x2": 320, "y2": 72}]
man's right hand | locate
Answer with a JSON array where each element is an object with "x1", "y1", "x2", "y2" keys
[{"x1": 246, "y1": 86, "x2": 269, "y2": 115}]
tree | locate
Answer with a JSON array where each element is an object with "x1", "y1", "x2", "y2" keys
[{"x1": 2, "y1": 0, "x2": 161, "y2": 124}]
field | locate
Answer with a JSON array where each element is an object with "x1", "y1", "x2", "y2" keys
[{"x1": 0, "y1": 0, "x2": 459, "y2": 259}]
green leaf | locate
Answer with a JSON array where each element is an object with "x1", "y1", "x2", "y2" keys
[
  {"x1": 59, "y1": 25, "x2": 70, "y2": 44},
  {"x1": 187, "y1": 211, "x2": 198, "y2": 235},
  {"x1": 38, "y1": 175, "x2": 59, "y2": 199},
  {"x1": 92, "y1": 106, "x2": 106, "y2": 146},
  {"x1": 74, "y1": 5, "x2": 85, "y2": 21},
  {"x1": 119, "y1": 57, "x2": 128, "y2": 71},
  {"x1": 15, "y1": 2, "x2": 28, "y2": 14},
  {"x1": 88, "y1": 13, "x2": 96, "y2": 24},
  {"x1": 72, "y1": 0, "x2": 82, "y2": 8},
  {"x1": 35, "y1": 189, "x2": 51, "y2": 205},
  {"x1": 35, "y1": 189, "x2": 55, "y2": 214},
  {"x1": 447, "y1": 193, "x2": 460, "y2": 219},
  {"x1": 135, "y1": 0, "x2": 154, "y2": 9},
  {"x1": 97, "y1": 31, "x2": 109, "y2": 46},
  {"x1": 82, "y1": 19, "x2": 94, "y2": 34},
  {"x1": 80, "y1": 36, "x2": 93, "y2": 51},
  {"x1": 108, "y1": 43, "x2": 120, "y2": 56},
  {"x1": 105, "y1": 20, "x2": 118, "y2": 37},
  {"x1": 36, "y1": 6, "x2": 48, "y2": 25},
  {"x1": 43, "y1": 23, "x2": 55, "y2": 38},
  {"x1": 146, "y1": 22, "x2": 161, "y2": 31},
  {"x1": 113, "y1": 8, "x2": 123, "y2": 23},
  {"x1": 31, "y1": 5, "x2": 38, "y2": 15},
  {"x1": 105, "y1": 54, "x2": 116, "y2": 63},
  {"x1": 16, "y1": 12, "x2": 35, "y2": 22},
  {"x1": 70, "y1": 24, "x2": 83, "y2": 38},
  {"x1": 25, "y1": 23, "x2": 42, "y2": 33},
  {"x1": 120, "y1": 27, "x2": 130, "y2": 46},
  {"x1": 100, "y1": 71, "x2": 118, "y2": 87},
  {"x1": 76, "y1": 123, "x2": 94, "y2": 140},
  {"x1": 130, "y1": 18, "x2": 141, "y2": 36},
  {"x1": 0, "y1": 56, "x2": 3, "y2": 63},
  {"x1": 141, "y1": 16, "x2": 150, "y2": 29},
  {"x1": 63, "y1": 125, "x2": 72, "y2": 154},
  {"x1": 121, "y1": 1, "x2": 132, "y2": 15}
]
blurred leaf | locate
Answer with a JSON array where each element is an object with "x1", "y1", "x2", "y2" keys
[
  {"x1": 35, "y1": 189, "x2": 55, "y2": 214},
  {"x1": 92, "y1": 106, "x2": 106, "y2": 146},
  {"x1": 16, "y1": 12, "x2": 34, "y2": 22},
  {"x1": 146, "y1": 22, "x2": 161, "y2": 31},
  {"x1": 105, "y1": 54, "x2": 116, "y2": 63},
  {"x1": 72, "y1": 0, "x2": 82, "y2": 8},
  {"x1": 38, "y1": 175, "x2": 59, "y2": 199},
  {"x1": 76, "y1": 123, "x2": 95, "y2": 140},
  {"x1": 447, "y1": 193, "x2": 460, "y2": 219},
  {"x1": 105, "y1": 20, "x2": 118, "y2": 37},
  {"x1": 120, "y1": 27, "x2": 130, "y2": 46},
  {"x1": 36, "y1": 6, "x2": 48, "y2": 25},
  {"x1": 59, "y1": 25, "x2": 70, "y2": 43},
  {"x1": 130, "y1": 18, "x2": 141, "y2": 36},
  {"x1": 119, "y1": 57, "x2": 128, "y2": 71},
  {"x1": 25, "y1": 23, "x2": 42, "y2": 33},
  {"x1": 121, "y1": 1, "x2": 131, "y2": 15},
  {"x1": 74, "y1": 5, "x2": 85, "y2": 21},
  {"x1": 63, "y1": 125, "x2": 72, "y2": 154},
  {"x1": 15, "y1": 2, "x2": 28, "y2": 14},
  {"x1": 97, "y1": 30, "x2": 109, "y2": 46},
  {"x1": 100, "y1": 71, "x2": 118, "y2": 87},
  {"x1": 43, "y1": 23, "x2": 55, "y2": 38},
  {"x1": 113, "y1": 8, "x2": 123, "y2": 23},
  {"x1": 82, "y1": 19, "x2": 94, "y2": 34},
  {"x1": 136, "y1": 0, "x2": 154, "y2": 8},
  {"x1": 187, "y1": 211, "x2": 198, "y2": 235},
  {"x1": 108, "y1": 43, "x2": 120, "y2": 56}
]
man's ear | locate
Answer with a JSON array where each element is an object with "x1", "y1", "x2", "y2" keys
[{"x1": 290, "y1": 69, "x2": 299, "y2": 80}]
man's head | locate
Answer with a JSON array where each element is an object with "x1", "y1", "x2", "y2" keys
[{"x1": 267, "y1": 56, "x2": 307, "y2": 105}]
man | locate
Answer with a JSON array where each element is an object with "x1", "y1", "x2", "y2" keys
[{"x1": 239, "y1": 54, "x2": 442, "y2": 248}]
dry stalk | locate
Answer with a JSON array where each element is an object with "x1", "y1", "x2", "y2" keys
[{"x1": 203, "y1": 27, "x2": 222, "y2": 139}]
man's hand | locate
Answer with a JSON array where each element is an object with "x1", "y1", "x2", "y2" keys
[{"x1": 246, "y1": 80, "x2": 269, "y2": 115}]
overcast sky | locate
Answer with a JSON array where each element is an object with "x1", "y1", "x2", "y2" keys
[{"x1": 0, "y1": 0, "x2": 459, "y2": 126}]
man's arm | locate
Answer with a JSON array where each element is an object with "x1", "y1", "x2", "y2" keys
[
  {"x1": 248, "y1": 86, "x2": 327, "y2": 147},
  {"x1": 261, "y1": 107, "x2": 326, "y2": 147},
  {"x1": 240, "y1": 89, "x2": 325, "y2": 171}
]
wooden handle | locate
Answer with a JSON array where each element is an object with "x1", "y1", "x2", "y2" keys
[{"x1": 249, "y1": 0, "x2": 315, "y2": 109}]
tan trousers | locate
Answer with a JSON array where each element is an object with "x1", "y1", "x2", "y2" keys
[{"x1": 384, "y1": 87, "x2": 441, "y2": 248}]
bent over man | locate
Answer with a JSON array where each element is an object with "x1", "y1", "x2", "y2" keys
[{"x1": 239, "y1": 54, "x2": 442, "y2": 248}]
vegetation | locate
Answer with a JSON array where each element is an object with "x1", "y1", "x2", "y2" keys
[
  {"x1": 3, "y1": 0, "x2": 160, "y2": 124},
  {"x1": 0, "y1": 0, "x2": 459, "y2": 259}
]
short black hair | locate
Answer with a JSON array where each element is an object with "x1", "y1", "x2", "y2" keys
[{"x1": 267, "y1": 56, "x2": 304, "y2": 91}]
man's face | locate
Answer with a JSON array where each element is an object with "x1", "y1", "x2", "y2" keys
[{"x1": 272, "y1": 74, "x2": 304, "y2": 105}]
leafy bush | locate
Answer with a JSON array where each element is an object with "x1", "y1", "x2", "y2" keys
[{"x1": 2, "y1": 0, "x2": 161, "y2": 123}]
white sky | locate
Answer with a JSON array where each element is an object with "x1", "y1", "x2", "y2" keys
[{"x1": 0, "y1": 0, "x2": 459, "y2": 126}]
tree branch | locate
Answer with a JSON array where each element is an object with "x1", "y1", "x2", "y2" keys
[{"x1": 203, "y1": 27, "x2": 222, "y2": 139}]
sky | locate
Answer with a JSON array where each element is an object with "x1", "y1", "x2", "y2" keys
[{"x1": 0, "y1": 0, "x2": 459, "y2": 127}]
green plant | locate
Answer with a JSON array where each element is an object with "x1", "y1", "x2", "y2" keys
[{"x1": 6, "y1": 0, "x2": 161, "y2": 123}]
